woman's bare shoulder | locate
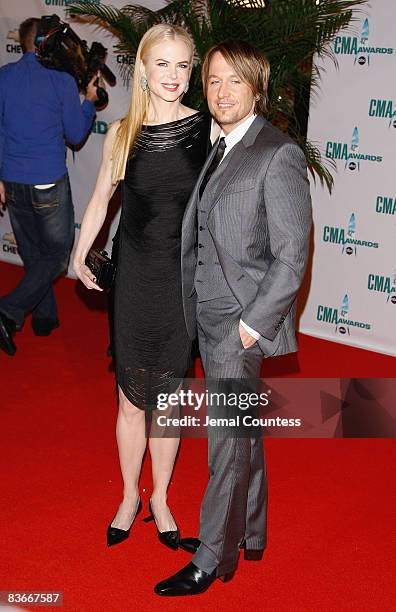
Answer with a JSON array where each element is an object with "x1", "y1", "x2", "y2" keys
[
  {"x1": 103, "y1": 119, "x2": 122, "y2": 152},
  {"x1": 180, "y1": 105, "x2": 201, "y2": 118},
  {"x1": 108, "y1": 119, "x2": 122, "y2": 137}
]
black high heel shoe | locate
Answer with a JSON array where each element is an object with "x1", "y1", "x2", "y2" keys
[
  {"x1": 143, "y1": 500, "x2": 180, "y2": 551},
  {"x1": 107, "y1": 498, "x2": 142, "y2": 547}
]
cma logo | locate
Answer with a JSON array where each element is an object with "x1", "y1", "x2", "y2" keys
[
  {"x1": 92, "y1": 121, "x2": 108, "y2": 135},
  {"x1": 368, "y1": 99, "x2": 396, "y2": 129},
  {"x1": 116, "y1": 54, "x2": 134, "y2": 65},
  {"x1": 375, "y1": 195, "x2": 396, "y2": 216},
  {"x1": 333, "y1": 17, "x2": 394, "y2": 66},
  {"x1": 6, "y1": 30, "x2": 22, "y2": 54},
  {"x1": 316, "y1": 293, "x2": 371, "y2": 335},
  {"x1": 325, "y1": 127, "x2": 383, "y2": 171},
  {"x1": 322, "y1": 213, "x2": 379, "y2": 255},
  {"x1": 368, "y1": 272, "x2": 396, "y2": 304},
  {"x1": 2, "y1": 232, "x2": 18, "y2": 255}
]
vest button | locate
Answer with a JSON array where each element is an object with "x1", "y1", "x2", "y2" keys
[
  {"x1": 198, "y1": 261, "x2": 204, "y2": 265},
  {"x1": 198, "y1": 243, "x2": 203, "y2": 248},
  {"x1": 199, "y1": 225, "x2": 205, "y2": 231}
]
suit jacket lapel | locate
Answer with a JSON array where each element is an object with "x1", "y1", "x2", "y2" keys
[
  {"x1": 208, "y1": 141, "x2": 249, "y2": 212},
  {"x1": 183, "y1": 115, "x2": 268, "y2": 237},
  {"x1": 208, "y1": 115, "x2": 268, "y2": 214},
  {"x1": 182, "y1": 139, "x2": 219, "y2": 232}
]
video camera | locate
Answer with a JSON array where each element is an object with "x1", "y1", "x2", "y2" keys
[{"x1": 35, "y1": 14, "x2": 116, "y2": 110}]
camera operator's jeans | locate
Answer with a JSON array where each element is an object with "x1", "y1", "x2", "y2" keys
[{"x1": 0, "y1": 174, "x2": 74, "y2": 329}]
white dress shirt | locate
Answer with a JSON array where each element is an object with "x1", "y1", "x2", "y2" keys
[
  {"x1": 219, "y1": 113, "x2": 256, "y2": 162},
  {"x1": 218, "y1": 114, "x2": 261, "y2": 342}
]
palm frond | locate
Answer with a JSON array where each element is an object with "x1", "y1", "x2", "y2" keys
[
  {"x1": 66, "y1": 0, "x2": 368, "y2": 192},
  {"x1": 67, "y1": 2, "x2": 151, "y2": 56},
  {"x1": 301, "y1": 139, "x2": 336, "y2": 194}
]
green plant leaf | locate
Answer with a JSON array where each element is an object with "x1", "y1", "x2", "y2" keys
[{"x1": 66, "y1": 0, "x2": 368, "y2": 192}]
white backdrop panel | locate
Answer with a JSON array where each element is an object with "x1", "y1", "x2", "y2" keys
[{"x1": 300, "y1": 0, "x2": 396, "y2": 356}]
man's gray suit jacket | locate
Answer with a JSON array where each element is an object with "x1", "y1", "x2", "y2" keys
[{"x1": 181, "y1": 114, "x2": 312, "y2": 358}]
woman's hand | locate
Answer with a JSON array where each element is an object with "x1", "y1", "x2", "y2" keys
[
  {"x1": 73, "y1": 260, "x2": 103, "y2": 291},
  {"x1": 71, "y1": 120, "x2": 120, "y2": 293}
]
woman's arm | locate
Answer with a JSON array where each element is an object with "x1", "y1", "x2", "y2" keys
[{"x1": 73, "y1": 120, "x2": 120, "y2": 291}]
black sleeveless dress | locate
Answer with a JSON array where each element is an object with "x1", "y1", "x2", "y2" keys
[{"x1": 114, "y1": 111, "x2": 211, "y2": 409}]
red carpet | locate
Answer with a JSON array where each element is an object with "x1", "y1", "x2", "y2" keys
[{"x1": 1, "y1": 261, "x2": 395, "y2": 611}]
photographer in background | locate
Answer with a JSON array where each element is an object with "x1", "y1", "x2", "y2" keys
[{"x1": 0, "y1": 17, "x2": 101, "y2": 356}]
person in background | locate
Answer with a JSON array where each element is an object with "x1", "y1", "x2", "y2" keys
[{"x1": 0, "y1": 17, "x2": 99, "y2": 356}]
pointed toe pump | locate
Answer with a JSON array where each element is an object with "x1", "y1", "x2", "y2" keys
[
  {"x1": 107, "y1": 498, "x2": 142, "y2": 547},
  {"x1": 143, "y1": 500, "x2": 180, "y2": 551}
]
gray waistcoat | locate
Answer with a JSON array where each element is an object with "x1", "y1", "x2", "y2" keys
[{"x1": 194, "y1": 155, "x2": 234, "y2": 302}]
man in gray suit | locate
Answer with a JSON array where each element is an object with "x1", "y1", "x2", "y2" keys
[{"x1": 155, "y1": 40, "x2": 312, "y2": 596}]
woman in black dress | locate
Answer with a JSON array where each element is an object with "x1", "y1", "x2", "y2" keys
[{"x1": 73, "y1": 25, "x2": 214, "y2": 550}]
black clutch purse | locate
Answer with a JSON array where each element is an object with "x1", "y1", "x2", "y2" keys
[{"x1": 85, "y1": 249, "x2": 116, "y2": 290}]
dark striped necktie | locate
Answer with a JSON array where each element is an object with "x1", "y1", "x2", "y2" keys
[{"x1": 199, "y1": 137, "x2": 227, "y2": 198}]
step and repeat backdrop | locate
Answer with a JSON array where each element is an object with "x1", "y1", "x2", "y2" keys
[
  {"x1": 300, "y1": 0, "x2": 396, "y2": 356},
  {"x1": 1, "y1": 0, "x2": 395, "y2": 356}
]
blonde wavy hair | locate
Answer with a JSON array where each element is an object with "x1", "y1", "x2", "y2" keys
[{"x1": 111, "y1": 24, "x2": 194, "y2": 183}]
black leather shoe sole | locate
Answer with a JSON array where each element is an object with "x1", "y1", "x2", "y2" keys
[
  {"x1": 155, "y1": 573, "x2": 234, "y2": 597},
  {"x1": 0, "y1": 313, "x2": 16, "y2": 356}
]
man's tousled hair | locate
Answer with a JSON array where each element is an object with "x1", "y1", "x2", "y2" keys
[
  {"x1": 202, "y1": 39, "x2": 270, "y2": 115},
  {"x1": 19, "y1": 18, "x2": 40, "y2": 53}
]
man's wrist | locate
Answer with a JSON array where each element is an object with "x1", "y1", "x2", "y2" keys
[{"x1": 240, "y1": 319, "x2": 261, "y2": 341}]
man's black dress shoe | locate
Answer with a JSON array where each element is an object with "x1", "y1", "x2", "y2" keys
[
  {"x1": 154, "y1": 561, "x2": 234, "y2": 596},
  {"x1": 31, "y1": 318, "x2": 60, "y2": 336},
  {"x1": 242, "y1": 544, "x2": 264, "y2": 561},
  {"x1": 179, "y1": 537, "x2": 264, "y2": 560},
  {"x1": 0, "y1": 312, "x2": 16, "y2": 356}
]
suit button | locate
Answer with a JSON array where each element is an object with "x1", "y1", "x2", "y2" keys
[
  {"x1": 198, "y1": 261, "x2": 204, "y2": 266},
  {"x1": 199, "y1": 225, "x2": 205, "y2": 231},
  {"x1": 198, "y1": 243, "x2": 203, "y2": 248}
]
